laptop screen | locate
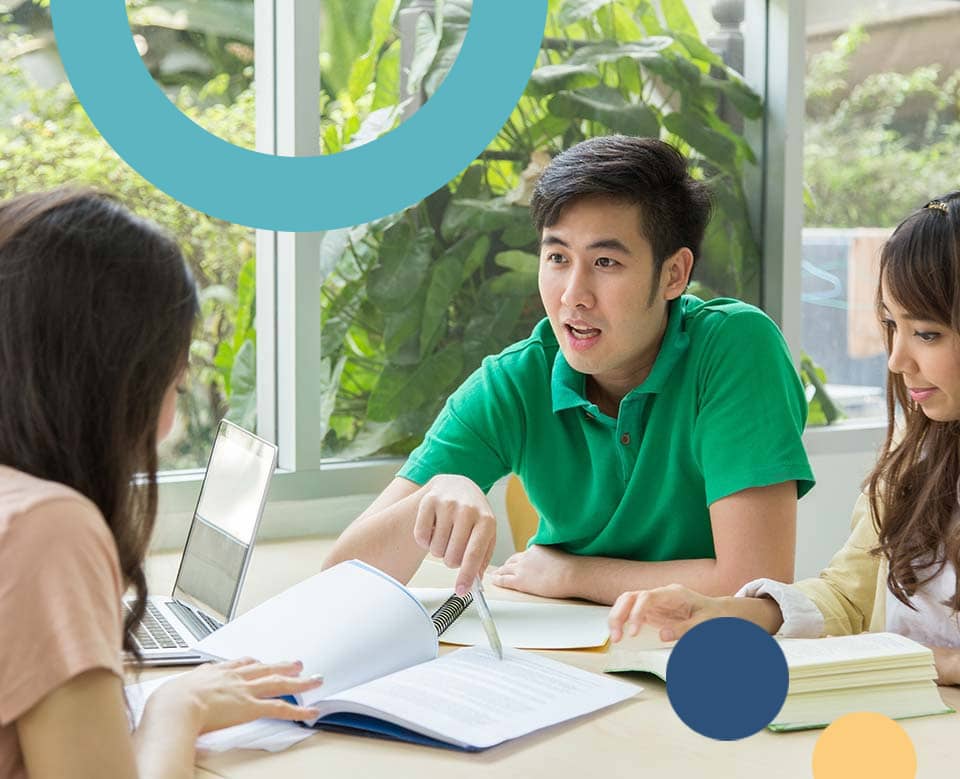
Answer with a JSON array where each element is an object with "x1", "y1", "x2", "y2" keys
[{"x1": 172, "y1": 421, "x2": 278, "y2": 623}]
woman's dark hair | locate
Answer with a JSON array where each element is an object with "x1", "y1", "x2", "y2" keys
[
  {"x1": 529, "y1": 135, "x2": 713, "y2": 276},
  {"x1": 867, "y1": 190, "x2": 960, "y2": 612},
  {"x1": 0, "y1": 188, "x2": 199, "y2": 659}
]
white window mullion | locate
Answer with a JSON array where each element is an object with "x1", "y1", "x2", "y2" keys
[
  {"x1": 760, "y1": 0, "x2": 806, "y2": 362},
  {"x1": 255, "y1": 0, "x2": 278, "y2": 446},
  {"x1": 274, "y1": 0, "x2": 324, "y2": 472}
]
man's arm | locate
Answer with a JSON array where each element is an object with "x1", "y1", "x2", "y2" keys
[
  {"x1": 322, "y1": 477, "x2": 427, "y2": 583},
  {"x1": 493, "y1": 481, "x2": 797, "y2": 605},
  {"x1": 323, "y1": 474, "x2": 499, "y2": 594}
]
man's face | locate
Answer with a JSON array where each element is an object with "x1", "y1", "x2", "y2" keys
[{"x1": 537, "y1": 195, "x2": 675, "y2": 396}]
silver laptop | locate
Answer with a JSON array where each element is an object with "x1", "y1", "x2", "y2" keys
[{"x1": 125, "y1": 420, "x2": 278, "y2": 665}]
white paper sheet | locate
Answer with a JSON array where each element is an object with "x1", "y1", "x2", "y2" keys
[
  {"x1": 412, "y1": 587, "x2": 611, "y2": 649},
  {"x1": 314, "y1": 646, "x2": 640, "y2": 749},
  {"x1": 195, "y1": 560, "x2": 438, "y2": 705}
]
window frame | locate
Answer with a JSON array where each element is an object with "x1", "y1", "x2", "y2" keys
[{"x1": 157, "y1": 0, "x2": 863, "y2": 529}]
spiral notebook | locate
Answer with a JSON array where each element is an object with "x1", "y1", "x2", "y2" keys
[
  {"x1": 418, "y1": 588, "x2": 612, "y2": 650},
  {"x1": 191, "y1": 560, "x2": 638, "y2": 751}
]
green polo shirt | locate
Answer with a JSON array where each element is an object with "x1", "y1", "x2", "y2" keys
[{"x1": 398, "y1": 295, "x2": 814, "y2": 562}]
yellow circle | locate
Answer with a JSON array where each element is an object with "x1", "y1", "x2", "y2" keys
[{"x1": 812, "y1": 712, "x2": 917, "y2": 779}]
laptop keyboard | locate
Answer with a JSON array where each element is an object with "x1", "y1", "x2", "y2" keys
[
  {"x1": 126, "y1": 601, "x2": 190, "y2": 652},
  {"x1": 126, "y1": 600, "x2": 222, "y2": 652}
]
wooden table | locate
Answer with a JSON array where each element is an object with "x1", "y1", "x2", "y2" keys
[{"x1": 143, "y1": 537, "x2": 960, "y2": 779}]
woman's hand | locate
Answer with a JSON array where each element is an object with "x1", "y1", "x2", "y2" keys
[
  {"x1": 608, "y1": 584, "x2": 723, "y2": 643},
  {"x1": 608, "y1": 584, "x2": 784, "y2": 643},
  {"x1": 413, "y1": 474, "x2": 498, "y2": 596},
  {"x1": 146, "y1": 657, "x2": 323, "y2": 734},
  {"x1": 931, "y1": 646, "x2": 960, "y2": 686}
]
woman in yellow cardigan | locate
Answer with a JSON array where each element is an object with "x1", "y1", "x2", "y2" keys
[{"x1": 608, "y1": 193, "x2": 960, "y2": 686}]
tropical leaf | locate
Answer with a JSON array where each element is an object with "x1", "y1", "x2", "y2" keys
[
  {"x1": 487, "y1": 270, "x2": 539, "y2": 296},
  {"x1": 526, "y1": 63, "x2": 601, "y2": 98},
  {"x1": 567, "y1": 38, "x2": 672, "y2": 67},
  {"x1": 420, "y1": 255, "x2": 464, "y2": 357},
  {"x1": 558, "y1": 0, "x2": 615, "y2": 27},
  {"x1": 366, "y1": 223, "x2": 434, "y2": 311},
  {"x1": 549, "y1": 86, "x2": 660, "y2": 137},
  {"x1": 494, "y1": 250, "x2": 539, "y2": 273},
  {"x1": 663, "y1": 111, "x2": 737, "y2": 170},
  {"x1": 224, "y1": 338, "x2": 256, "y2": 431},
  {"x1": 441, "y1": 198, "x2": 528, "y2": 242},
  {"x1": 367, "y1": 343, "x2": 464, "y2": 421}
]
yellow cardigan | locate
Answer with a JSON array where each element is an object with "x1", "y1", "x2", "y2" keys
[{"x1": 792, "y1": 492, "x2": 889, "y2": 635}]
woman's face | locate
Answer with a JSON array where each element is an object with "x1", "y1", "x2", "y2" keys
[
  {"x1": 882, "y1": 281, "x2": 960, "y2": 422},
  {"x1": 157, "y1": 369, "x2": 186, "y2": 442}
]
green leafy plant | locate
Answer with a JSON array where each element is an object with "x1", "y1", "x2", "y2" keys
[
  {"x1": 0, "y1": 46, "x2": 258, "y2": 467},
  {"x1": 800, "y1": 353, "x2": 843, "y2": 426},
  {"x1": 805, "y1": 25, "x2": 960, "y2": 228},
  {"x1": 319, "y1": 0, "x2": 764, "y2": 458}
]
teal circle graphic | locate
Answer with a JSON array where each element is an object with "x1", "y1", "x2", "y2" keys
[{"x1": 50, "y1": 1, "x2": 547, "y2": 232}]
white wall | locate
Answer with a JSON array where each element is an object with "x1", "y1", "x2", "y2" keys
[{"x1": 795, "y1": 447, "x2": 879, "y2": 579}]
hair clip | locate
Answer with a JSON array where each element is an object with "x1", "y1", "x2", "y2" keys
[{"x1": 924, "y1": 200, "x2": 949, "y2": 214}]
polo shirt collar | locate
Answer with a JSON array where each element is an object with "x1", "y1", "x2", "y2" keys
[{"x1": 550, "y1": 296, "x2": 691, "y2": 413}]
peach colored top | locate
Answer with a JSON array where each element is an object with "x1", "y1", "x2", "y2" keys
[{"x1": 0, "y1": 466, "x2": 124, "y2": 779}]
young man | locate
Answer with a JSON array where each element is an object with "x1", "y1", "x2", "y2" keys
[{"x1": 324, "y1": 135, "x2": 815, "y2": 604}]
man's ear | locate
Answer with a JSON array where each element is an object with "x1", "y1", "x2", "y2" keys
[{"x1": 659, "y1": 247, "x2": 694, "y2": 301}]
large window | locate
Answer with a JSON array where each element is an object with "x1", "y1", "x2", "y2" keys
[
  {"x1": 801, "y1": 1, "x2": 960, "y2": 424},
  {"x1": 0, "y1": 0, "x2": 258, "y2": 469},
  {"x1": 3, "y1": 1, "x2": 795, "y2": 521},
  {"x1": 315, "y1": 0, "x2": 769, "y2": 462}
]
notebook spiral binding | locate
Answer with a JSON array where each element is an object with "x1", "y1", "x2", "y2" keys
[{"x1": 431, "y1": 592, "x2": 474, "y2": 636}]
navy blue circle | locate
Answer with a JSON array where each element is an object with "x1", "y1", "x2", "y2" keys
[{"x1": 665, "y1": 617, "x2": 788, "y2": 740}]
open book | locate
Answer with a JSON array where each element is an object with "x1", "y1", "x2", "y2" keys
[
  {"x1": 193, "y1": 560, "x2": 638, "y2": 751},
  {"x1": 605, "y1": 630, "x2": 954, "y2": 731}
]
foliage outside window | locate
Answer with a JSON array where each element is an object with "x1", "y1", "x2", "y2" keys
[
  {"x1": 0, "y1": 0, "x2": 257, "y2": 468},
  {"x1": 318, "y1": 0, "x2": 764, "y2": 460},
  {"x1": 801, "y1": 23, "x2": 960, "y2": 423}
]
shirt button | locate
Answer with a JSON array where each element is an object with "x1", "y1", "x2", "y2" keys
[{"x1": 620, "y1": 433, "x2": 631, "y2": 446}]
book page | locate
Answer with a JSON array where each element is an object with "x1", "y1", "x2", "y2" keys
[
  {"x1": 777, "y1": 632, "x2": 932, "y2": 669},
  {"x1": 315, "y1": 646, "x2": 638, "y2": 749},
  {"x1": 195, "y1": 560, "x2": 438, "y2": 703},
  {"x1": 604, "y1": 631, "x2": 934, "y2": 679},
  {"x1": 412, "y1": 587, "x2": 611, "y2": 649}
]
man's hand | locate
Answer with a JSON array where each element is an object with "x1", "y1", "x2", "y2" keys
[
  {"x1": 491, "y1": 544, "x2": 579, "y2": 599},
  {"x1": 413, "y1": 474, "x2": 498, "y2": 596}
]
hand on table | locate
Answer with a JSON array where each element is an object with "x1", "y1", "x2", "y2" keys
[{"x1": 491, "y1": 544, "x2": 579, "y2": 599}]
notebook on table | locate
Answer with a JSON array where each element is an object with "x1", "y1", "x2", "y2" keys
[
  {"x1": 190, "y1": 560, "x2": 639, "y2": 751},
  {"x1": 124, "y1": 419, "x2": 277, "y2": 665}
]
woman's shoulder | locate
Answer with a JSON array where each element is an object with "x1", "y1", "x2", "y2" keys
[
  {"x1": 0, "y1": 465, "x2": 100, "y2": 519},
  {"x1": 0, "y1": 465, "x2": 114, "y2": 558}
]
